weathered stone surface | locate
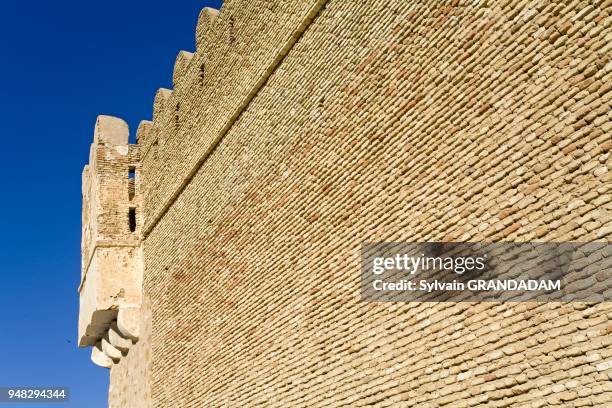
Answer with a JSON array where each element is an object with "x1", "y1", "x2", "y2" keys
[
  {"x1": 117, "y1": 307, "x2": 140, "y2": 341},
  {"x1": 81, "y1": 0, "x2": 612, "y2": 407},
  {"x1": 109, "y1": 293, "x2": 152, "y2": 408},
  {"x1": 94, "y1": 115, "x2": 128, "y2": 146},
  {"x1": 108, "y1": 322, "x2": 133, "y2": 352},
  {"x1": 91, "y1": 341, "x2": 113, "y2": 369},
  {"x1": 102, "y1": 336, "x2": 123, "y2": 362},
  {"x1": 78, "y1": 116, "x2": 143, "y2": 347}
]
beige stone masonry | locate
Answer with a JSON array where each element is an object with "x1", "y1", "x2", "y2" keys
[
  {"x1": 78, "y1": 116, "x2": 144, "y2": 366},
  {"x1": 82, "y1": 0, "x2": 612, "y2": 406},
  {"x1": 141, "y1": 0, "x2": 329, "y2": 235}
]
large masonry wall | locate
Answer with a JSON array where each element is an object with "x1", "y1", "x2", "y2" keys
[
  {"x1": 108, "y1": 293, "x2": 152, "y2": 407},
  {"x1": 106, "y1": 0, "x2": 611, "y2": 406}
]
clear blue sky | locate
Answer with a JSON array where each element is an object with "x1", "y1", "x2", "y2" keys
[{"x1": 0, "y1": 1, "x2": 222, "y2": 406}]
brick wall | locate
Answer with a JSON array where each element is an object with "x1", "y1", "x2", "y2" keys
[{"x1": 118, "y1": 0, "x2": 611, "y2": 406}]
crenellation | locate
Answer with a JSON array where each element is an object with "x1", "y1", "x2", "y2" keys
[
  {"x1": 136, "y1": 120, "x2": 153, "y2": 145},
  {"x1": 141, "y1": 0, "x2": 329, "y2": 234},
  {"x1": 172, "y1": 51, "x2": 194, "y2": 88},
  {"x1": 151, "y1": 88, "x2": 172, "y2": 124},
  {"x1": 94, "y1": 115, "x2": 129, "y2": 146},
  {"x1": 138, "y1": 123, "x2": 158, "y2": 195},
  {"x1": 195, "y1": 7, "x2": 220, "y2": 53}
]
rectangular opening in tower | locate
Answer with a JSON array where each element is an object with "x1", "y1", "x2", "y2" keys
[
  {"x1": 128, "y1": 207, "x2": 137, "y2": 232},
  {"x1": 128, "y1": 166, "x2": 136, "y2": 200}
]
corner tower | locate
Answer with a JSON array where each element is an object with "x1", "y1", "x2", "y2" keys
[{"x1": 79, "y1": 115, "x2": 143, "y2": 368}]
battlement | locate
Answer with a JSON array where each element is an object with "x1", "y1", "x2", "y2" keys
[
  {"x1": 79, "y1": 115, "x2": 143, "y2": 367},
  {"x1": 139, "y1": 0, "x2": 327, "y2": 236}
]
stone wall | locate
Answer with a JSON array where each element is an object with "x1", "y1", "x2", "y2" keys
[
  {"x1": 93, "y1": 0, "x2": 611, "y2": 406},
  {"x1": 108, "y1": 293, "x2": 152, "y2": 407}
]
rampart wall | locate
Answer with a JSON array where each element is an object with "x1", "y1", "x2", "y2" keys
[{"x1": 84, "y1": 0, "x2": 612, "y2": 406}]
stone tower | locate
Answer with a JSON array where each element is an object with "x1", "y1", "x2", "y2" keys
[{"x1": 79, "y1": 115, "x2": 143, "y2": 367}]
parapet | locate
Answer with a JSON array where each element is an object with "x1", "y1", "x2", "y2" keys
[
  {"x1": 135, "y1": 0, "x2": 330, "y2": 236},
  {"x1": 79, "y1": 115, "x2": 143, "y2": 368}
]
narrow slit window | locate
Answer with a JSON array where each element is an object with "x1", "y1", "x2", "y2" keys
[
  {"x1": 128, "y1": 166, "x2": 136, "y2": 200},
  {"x1": 128, "y1": 207, "x2": 137, "y2": 232},
  {"x1": 152, "y1": 141, "x2": 159, "y2": 160},
  {"x1": 229, "y1": 17, "x2": 236, "y2": 43}
]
